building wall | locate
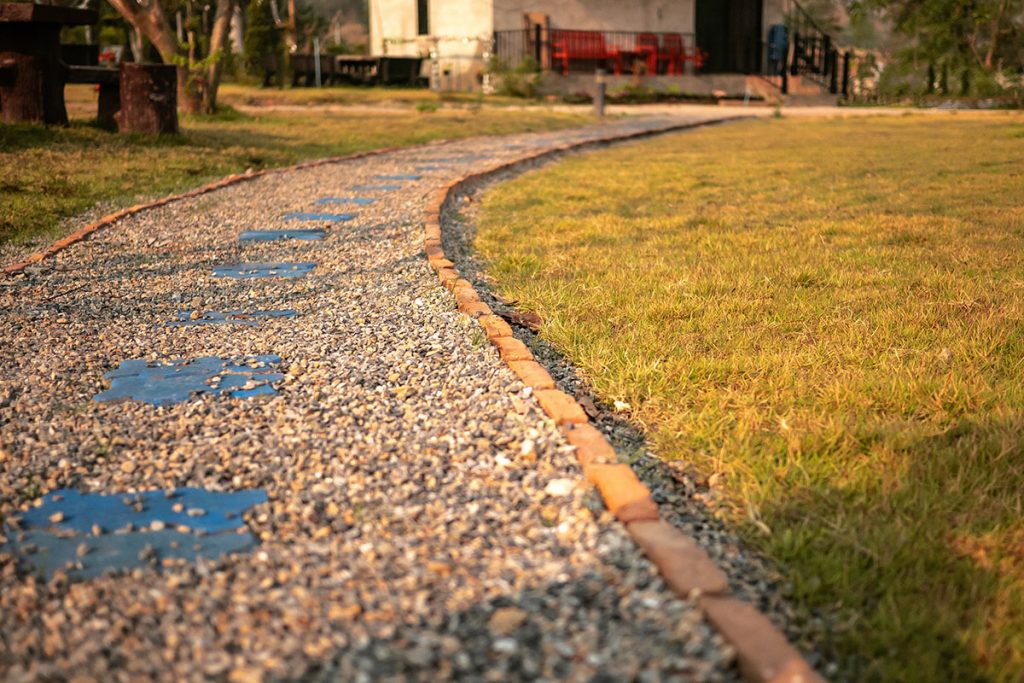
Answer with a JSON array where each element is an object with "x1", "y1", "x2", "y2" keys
[
  {"x1": 369, "y1": 0, "x2": 492, "y2": 89},
  {"x1": 371, "y1": 0, "x2": 791, "y2": 56},
  {"x1": 763, "y1": 0, "x2": 788, "y2": 31},
  {"x1": 367, "y1": 0, "x2": 795, "y2": 90},
  {"x1": 493, "y1": 0, "x2": 694, "y2": 34},
  {"x1": 369, "y1": 0, "x2": 492, "y2": 55}
]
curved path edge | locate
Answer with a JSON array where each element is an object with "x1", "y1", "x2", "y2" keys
[
  {"x1": 2, "y1": 145, "x2": 416, "y2": 276},
  {"x1": 422, "y1": 118, "x2": 825, "y2": 683},
  {"x1": 4, "y1": 116, "x2": 823, "y2": 681}
]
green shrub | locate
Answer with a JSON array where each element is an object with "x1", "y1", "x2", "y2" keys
[{"x1": 487, "y1": 56, "x2": 542, "y2": 99}]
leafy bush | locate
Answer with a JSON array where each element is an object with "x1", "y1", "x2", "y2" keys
[
  {"x1": 608, "y1": 83, "x2": 658, "y2": 103},
  {"x1": 562, "y1": 92, "x2": 592, "y2": 104},
  {"x1": 487, "y1": 56, "x2": 542, "y2": 99}
]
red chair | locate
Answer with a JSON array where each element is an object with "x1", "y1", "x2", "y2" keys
[
  {"x1": 551, "y1": 30, "x2": 613, "y2": 75},
  {"x1": 660, "y1": 33, "x2": 707, "y2": 74},
  {"x1": 636, "y1": 32, "x2": 659, "y2": 75},
  {"x1": 660, "y1": 33, "x2": 684, "y2": 74},
  {"x1": 686, "y1": 47, "x2": 708, "y2": 70}
]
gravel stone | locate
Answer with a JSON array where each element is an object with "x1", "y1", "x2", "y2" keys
[{"x1": 0, "y1": 114, "x2": 782, "y2": 681}]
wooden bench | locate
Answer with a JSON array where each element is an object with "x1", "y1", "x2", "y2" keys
[
  {"x1": 293, "y1": 55, "x2": 425, "y2": 87},
  {"x1": 336, "y1": 56, "x2": 378, "y2": 85},
  {"x1": 0, "y1": 61, "x2": 15, "y2": 88},
  {"x1": 551, "y1": 30, "x2": 623, "y2": 75},
  {"x1": 65, "y1": 65, "x2": 120, "y2": 130},
  {"x1": 291, "y1": 54, "x2": 340, "y2": 87},
  {"x1": 0, "y1": 3, "x2": 96, "y2": 125}
]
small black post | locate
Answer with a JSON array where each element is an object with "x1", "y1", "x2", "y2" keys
[
  {"x1": 781, "y1": 31, "x2": 791, "y2": 94},
  {"x1": 822, "y1": 35, "x2": 830, "y2": 75},
  {"x1": 790, "y1": 32, "x2": 800, "y2": 76},
  {"x1": 594, "y1": 68, "x2": 606, "y2": 117},
  {"x1": 534, "y1": 23, "x2": 542, "y2": 70},
  {"x1": 841, "y1": 51, "x2": 850, "y2": 98},
  {"x1": 829, "y1": 49, "x2": 838, "y2": 93}
]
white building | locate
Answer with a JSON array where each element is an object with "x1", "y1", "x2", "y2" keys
[{"x1": 368, "y1": 0, "x2": 793, "y2": 91}]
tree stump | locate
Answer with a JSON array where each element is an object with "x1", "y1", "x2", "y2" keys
[
  {"x1": 115, "y1": 63, "x2": 177, "y2": 135},
  {"x1": 0, "y1": 53, "x2": 45, "y2": 124}
]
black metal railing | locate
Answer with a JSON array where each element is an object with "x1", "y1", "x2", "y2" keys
[
  {"x1": 754, "y1": 0, "x2": 863, "y2": 97},
  {"x1": 493, "y1": 28, "x2": 698, "y2": 76},
  {"x1": 786, "y1": 1, "x2": 842, "y2": 93},
  {"x1": 493, "y1": 9, "x2": 867, "y2": 101}
]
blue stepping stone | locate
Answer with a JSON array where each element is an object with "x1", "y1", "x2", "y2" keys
[
  {"x1": 7, "y1": 488, "x2": 267, "y2": 579},
  {"x1": 9, "y1": 529, "x2": 258, "y2": 579},
  {"x1": 375, "y1": 174, "x2": 421, "y2": 181},
  {"x1": 232, "y1": 384, "x2": 278, "y2": 398},
  {"x1": 167, "y1": 310, "x2": 296, "y2": 327},
  {"x1": 239, "y1": 229, "x2": 325, "y2": 242},
  {"x1": 415, "y1": 165, "x2": 447, "y2": 171},
  {"x1": 350, "y1": 184, "x2": 401, "y2": 191},
  {"x1": 94, "y1": 355, "x2": 284, "y2": 406},
  {"x1": 213, "y1": 262, "x2": 315, "y2": 278},
  {"x1": 315, "y1": 197, "x2": 377, "y2": 205},
  {"x1": 282, "y1": 211, "x2": 356, "y2": 223},
  {"x1": 22, "y1": 488, "x2": 267, "y2": 535}
]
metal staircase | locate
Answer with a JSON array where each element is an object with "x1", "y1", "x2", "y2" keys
[{"x1": 762, "y1": 0, "x2": 851, "y2": 98}]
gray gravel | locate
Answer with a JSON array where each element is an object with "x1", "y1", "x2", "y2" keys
[{"x1": 0, "y1": 114, "x2": 791, "y2": 681}]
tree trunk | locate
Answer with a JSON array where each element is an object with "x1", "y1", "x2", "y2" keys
[
  {"x1": 983, "y1": 0, "x2": 1005, "y2": 70},
  {"x1": 107, "y1": 0, "x2": 201, "y2": 114},
  {"x1": 128, "y1": 26, "x2": 144, "y2": 63},
  {"x1": 0, "y1": 53, "x2": 44, "y2": 124},
  {"x1": 0, "y1": 23, "x2": 69, "y2": 126},
  {"x1": 115, "y1": 63, "x2": 178, "y2": 134},
  {"x1": 177, "y1": 64, "x2": 202, "y2": 114},
  {"x1": 202, "y1": 0, "x2": 235, "y2": 113}
]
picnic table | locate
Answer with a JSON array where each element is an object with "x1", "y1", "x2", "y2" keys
[{"x1": 0, "y1": 2, "x2": 97, "y2": 125}]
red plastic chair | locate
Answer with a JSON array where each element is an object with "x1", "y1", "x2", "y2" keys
[
  {"x1": 636, "y1": 32, "x2": 658, "y2": 74},
  {"x1": 551, "y1": 30, "x2": 613, "y2": 74},
  {"x1": 687, "y1": 47, "x2": 708, "y2": 70},
  {"x1": 662, "y1": 33, "x2": 685, "y2": 74}
]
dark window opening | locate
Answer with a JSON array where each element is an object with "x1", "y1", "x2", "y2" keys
[{"x1": 417, "y1": 0, "x2": 429, "y2": 35}]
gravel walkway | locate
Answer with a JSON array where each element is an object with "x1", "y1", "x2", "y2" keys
[{"x1": 0, "y1": 114, "x2": 793, "y2": 682}]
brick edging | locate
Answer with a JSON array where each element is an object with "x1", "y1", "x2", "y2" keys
[
  {"x1": 424, "y1": 119, "x2": 824, "y2": 683},
  {"x1": 1, "y1": 146, "x2": 417, "y2": 277},
  {"x1": 6, "y1": 118, "x2": 822, "y2": 681}
]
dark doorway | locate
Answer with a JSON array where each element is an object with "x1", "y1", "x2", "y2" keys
[
  {"x1": 695, "y1": 0, "x2": 763, "y2": 73},
  {"x1": 417, "y1": 0, "x2": 429, "y2": 35}
]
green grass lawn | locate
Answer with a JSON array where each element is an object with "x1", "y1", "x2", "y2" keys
[
  {"x1": 476, "y1": 112, "x2": 1024, "y2": 682},
  {"x1": 0, "y1": 86, "x2": 586, "y2": 247},
  {"x1": 216, "y1": 82, "x2": 529, "y2": 108}
]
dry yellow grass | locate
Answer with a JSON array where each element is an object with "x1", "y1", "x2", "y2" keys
[
  {"x1": 477, "y1": 112, "x2": 1024, "y2": 682},
  {"x1": 2, "y1": 87, "x2": 587, "y2": 246}
]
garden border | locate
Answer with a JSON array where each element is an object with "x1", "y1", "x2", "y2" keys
[
  {"x1": 422, "y1": 119, "x2": 824, "y2": 683},
  {"x1": 3, "y1": 117, "x2": 822, "y2": 681}
]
